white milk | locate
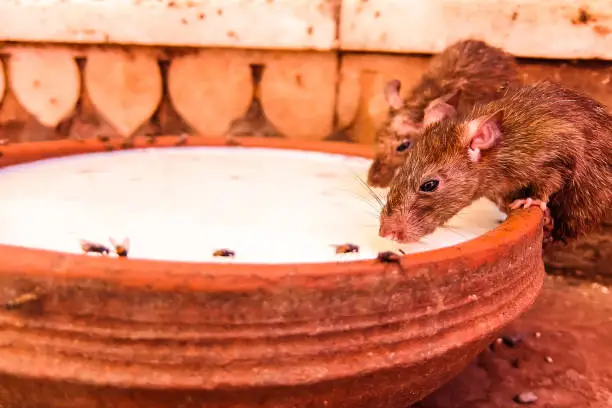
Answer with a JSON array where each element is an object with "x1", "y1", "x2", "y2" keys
[{"x1": 0, "y1": 146, "x2": 506, "y2": 264}]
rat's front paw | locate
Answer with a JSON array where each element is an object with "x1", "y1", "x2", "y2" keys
[{"x1": 509, "y1": 197, "x2": 548, "y2": 211}]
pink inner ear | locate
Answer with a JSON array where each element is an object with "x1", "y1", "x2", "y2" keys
[{"x1": 466, "y1": 112, "x2": 503, "y2": 151}]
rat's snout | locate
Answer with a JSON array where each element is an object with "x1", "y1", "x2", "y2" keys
[
  {"x1": 367, "y1": 158, "x2": 397, "y2": 188},
  {"x1": 379, "y1": 209, "x2": 421, "y2": 244}
]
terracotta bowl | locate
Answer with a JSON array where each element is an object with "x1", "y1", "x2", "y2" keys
[{"x1": 0, "y1": 136, "x2": 545, "y2": 408}]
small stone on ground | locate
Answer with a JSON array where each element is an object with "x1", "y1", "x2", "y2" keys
[{"x1": 514, "y1": 391, "x2": 538, "y2": 404}]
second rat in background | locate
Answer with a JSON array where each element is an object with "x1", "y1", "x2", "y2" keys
[
  {"x1": 379, "y1": 81, "x2": 612, "y2": 246},
  {"x1": 367, "y1": 39, "x2": 522, "y2": 188}
]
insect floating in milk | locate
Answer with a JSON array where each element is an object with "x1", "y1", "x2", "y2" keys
[
  {"x1": 79, "y1": 239, "x2": 111, "y2": 255},
  {"x1": 110, "y1": 237, "x2": 130, "y2": 257},
  {"x1": 213, "y1": 249, "x2": 236, "y2": 258},
  {"x1": 332, "y1": 243, "x2": 360, "y2": 254}
]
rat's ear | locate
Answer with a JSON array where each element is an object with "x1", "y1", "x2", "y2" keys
[
  {"x1": 422, "y1": 90, "x2": 461, "y2": 127},
  {"x1": 464, "y1": 109, "x2": 504, "y2": 162},
  {"x1": 384, "y1": 79, "x2": 404, "y2": 111}
]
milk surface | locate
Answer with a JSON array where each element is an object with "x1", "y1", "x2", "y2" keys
[{"x1": 0, "y1": 147, "x2": 505, "y2": 264}]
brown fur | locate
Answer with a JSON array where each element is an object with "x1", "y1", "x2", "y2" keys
[
  {"x1": 380, "y1": 81, "x2": 612, "y2": 244},
  {"x1": 368, "y1": 39, "x2": 521, "y2": 188}
]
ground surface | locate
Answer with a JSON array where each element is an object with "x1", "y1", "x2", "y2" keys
[
  {"x1": 544, "y1": 220, "x2": 612, "y2": 285},
  {"x1": 413, "y1": 276, "x2": 612, "y2": 408}
]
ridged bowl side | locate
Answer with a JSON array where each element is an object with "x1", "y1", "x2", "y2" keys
[{"x1": 0, "y1": 137, "x2": 545, "y2": 408}]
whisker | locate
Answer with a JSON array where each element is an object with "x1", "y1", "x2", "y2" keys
[
  {"x1": 339, "y1": 189, "x2": 384, "y2": 215},
  {"x1": 441, "y1": 225, "x2": 471, "y2": 240},
  {"x1": 353, "y1": 196, "x2": 383, "y2": 215},
  {"x1": 347, "y1": 169, "x2": 386, "y2": 210},
  {"x1": 358, "y1": 180, "x2": 385, "y2": 209}
]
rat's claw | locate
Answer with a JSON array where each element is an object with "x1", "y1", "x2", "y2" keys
[
  {"x1": 509, "y1": 198, "x2": 548, "y2": 211},
  {"x1": 509, "y1": 198, "x2": 527, "y2": 210}
]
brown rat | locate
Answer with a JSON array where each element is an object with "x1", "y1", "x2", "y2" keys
[
  {"x1": 368, "y1": 39, "x2": 521, "y2": 188},
  {"x1": 379, "y1": 81, "x2": 612, "y2": 245}
]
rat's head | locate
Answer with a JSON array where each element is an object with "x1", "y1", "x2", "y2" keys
[
  {"x1": 367, "y1": 80, "x2": 462, "y2": 188},
  {"x1": 379, "y1": 108, "x2": 504, "y2": 243}
]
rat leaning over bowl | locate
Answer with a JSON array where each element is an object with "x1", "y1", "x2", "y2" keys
[
  {"x1": 379, "y1": 80, "x2": 612, "y2": 246},
  {"x1": 367, "y1": 39, "x2": 521, "y2": 188}
]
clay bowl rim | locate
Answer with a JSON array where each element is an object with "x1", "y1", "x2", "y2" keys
[{"x1": 0, "y1": 135, "x2": 543, "y2": 291}]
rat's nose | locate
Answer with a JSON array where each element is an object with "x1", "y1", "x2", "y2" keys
[
  {"x1": 381, "y1": 231, "x2": 400, "y2": 241},
  {"x1": 380, "y1": 230, "x2": 407, "y2": 242},
  {"x1": 379, "y1": 216, "x2": 419, "y2": 244},
  {"x1": 379, "y1": 221, "x2": 405, "y2": 242}
]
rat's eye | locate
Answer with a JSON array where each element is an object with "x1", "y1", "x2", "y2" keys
[
  {"x1": 419, "y1": 179, "x2": 439, "y2": 192},
  {"x1": 396, "y1": 140, "x2": 411, "y2": 152}
]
